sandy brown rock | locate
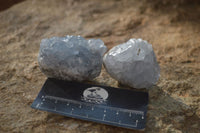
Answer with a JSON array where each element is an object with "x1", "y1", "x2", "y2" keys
[{"x1": 0, "y1": 0, "x2": 200, "y2": 133}]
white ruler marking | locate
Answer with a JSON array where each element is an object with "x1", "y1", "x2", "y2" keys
[
  {"x1": 44, "y1": 95, "x2": 144, "y2": 115},
  {"x1": 38, "y1": 106, "x2": 138, "y2": 128}
]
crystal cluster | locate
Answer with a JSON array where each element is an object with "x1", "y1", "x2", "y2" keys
[
  {"x1": 103, "y1": 38, "x2": 160, "y2": 89},
  {"x1": 38, "y1": 35, "x2": 107, "y2": 81}
]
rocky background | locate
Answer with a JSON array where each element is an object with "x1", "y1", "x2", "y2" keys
[{"x1": 0, "y1": 0, "x2": 200, "y2": 132}]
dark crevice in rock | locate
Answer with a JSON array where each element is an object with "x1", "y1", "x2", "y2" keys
[{"x1": 0, "y1": 0, "x2": 25, "y2": 12}]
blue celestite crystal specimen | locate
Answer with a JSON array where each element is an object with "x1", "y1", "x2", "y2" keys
[
  {"x1": 103, "y1": 38, "x2": 160, "y2": 89},
  {"x1": 38, "y1": 35, "x2": 107, "y2": 81}
]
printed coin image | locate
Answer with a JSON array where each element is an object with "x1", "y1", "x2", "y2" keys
[{"x1": 83, "y1": 87, "x2": 108, "y2": 101}]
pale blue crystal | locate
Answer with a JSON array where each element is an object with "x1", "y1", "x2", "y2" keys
[
  {"x1": 103, "y1": 38, "x2": 160, "y2": 89},
  {"x1": 38, "y1": 35, "x2": 107, "y2": 81}
]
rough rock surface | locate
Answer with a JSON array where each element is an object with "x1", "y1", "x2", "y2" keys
[
  {"x1": 103, "y1": 38, "x2": 160, "y2": 88},
  {"x1": 0, "y1": 0, "x2": 200, "y2": 133},
  {"x1": 38, "y1": 35, "x2": 107, "y2": 81}
]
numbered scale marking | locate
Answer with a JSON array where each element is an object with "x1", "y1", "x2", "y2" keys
[{"x1": 31, "y1": 78, "x2": 148, "y2": 130}]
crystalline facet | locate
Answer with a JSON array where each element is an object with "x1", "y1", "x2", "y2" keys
[
  {"x1": 38, "y1": 35, "x2": 107, "y2": 81},
  {"x1": 103, "y1": 38, "x2": 160, "y2": 89}
]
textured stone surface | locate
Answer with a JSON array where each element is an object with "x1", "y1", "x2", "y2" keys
[
  {"x1": 103, "y1": 38, "x2": 160, "y2": 88},
  {"x1": 38, "y1": 35, "x2": 107, "y2": 81},
  {"x1": 0, "y1": 0, "x2": 200, "y2": 133}
]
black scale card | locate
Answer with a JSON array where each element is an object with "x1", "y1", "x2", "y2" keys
[{"x1": 31, "y1": 78, "x2": 148, "y2": 130}]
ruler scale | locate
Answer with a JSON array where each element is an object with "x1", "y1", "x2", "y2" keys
[{"x1": 31, "y1": 78, "x2": 148, "y2": 130}]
